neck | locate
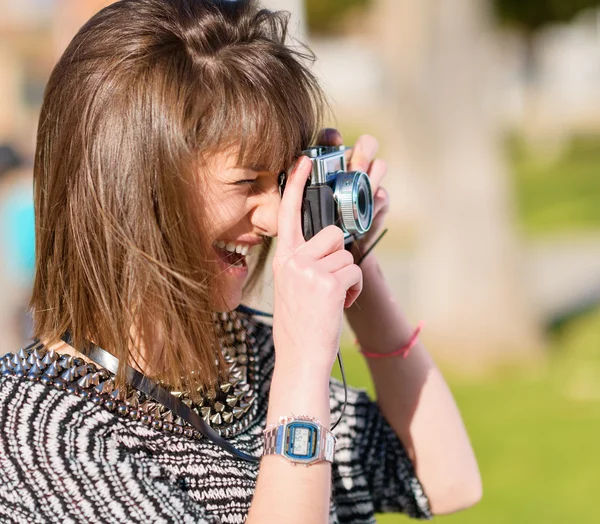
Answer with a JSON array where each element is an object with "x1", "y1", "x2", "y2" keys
[{"x1": 43, "y1": 323, "x2": 160, "y2": 377}]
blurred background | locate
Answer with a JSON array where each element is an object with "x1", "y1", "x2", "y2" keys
[{"x1": 0, "y1": 0, "x2": 598, "y2": 522}]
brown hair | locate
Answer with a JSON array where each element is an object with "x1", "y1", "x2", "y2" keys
[{"x1": 31, "y1": 0, "x2": 325, "y2": 399}]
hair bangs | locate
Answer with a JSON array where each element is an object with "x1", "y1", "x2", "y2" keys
[{"x1": 196, "y1": 46, "x2": 325, "y2": 175}]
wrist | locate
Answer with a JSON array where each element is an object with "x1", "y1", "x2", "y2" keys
[
  {"x1": 346, "y1": 256, "x2": 382, "y2": 308},
  {"x1": 267, "y1": 365, "x2": 331, "y2": 428},
  {"x1": 357, "y1": 321, "x2": 424, "y2": 359}
]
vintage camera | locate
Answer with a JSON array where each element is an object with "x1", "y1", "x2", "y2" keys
[{"x1": 279, "y1": 145, "x2": 374, "y2": 244}]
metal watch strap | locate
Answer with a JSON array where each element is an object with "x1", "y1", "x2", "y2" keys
[{"x1": 263, "y1": 419, "x2": 336, "y2": 463}]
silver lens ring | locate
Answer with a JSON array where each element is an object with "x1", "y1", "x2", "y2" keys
[{"x1": 333, "y1": 171, "x2": 374, "y2": 235}]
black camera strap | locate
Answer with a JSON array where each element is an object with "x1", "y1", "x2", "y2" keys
[
  {"x1": 60, "y1": 332, "x2": 260, "y2": 463},
  {"x1": 58, "y1": 226, "x2": 387, "y2": 463}
]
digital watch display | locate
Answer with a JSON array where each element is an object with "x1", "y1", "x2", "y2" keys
[{"x1": 263, "y1": 415, "x2": 336, "y2": 465}]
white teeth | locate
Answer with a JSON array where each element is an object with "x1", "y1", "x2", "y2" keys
[{"x1": 214, "y1": 240, "x2": 252, "y2": 257}]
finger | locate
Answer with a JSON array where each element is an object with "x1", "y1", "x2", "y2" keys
[
  {"x1": 333, "y1": 264, "x2": 363, "y2": 308},
  {"x1": 277, "y1": 156, "x2": 312, "y2": 251},
  {"x1": 369, "y1": 188, "x2": 390, "y2": 235},
  {"x1": 316, "y1": 128, "x2": 343, "y2": 147},
  {"x1": 349, "y1": 135, "x2": 379, "y2": 174},
  {"x1": 366, "y1": 158, "x2": 387, "y2": 194},
  {"x1": 316, "y1": 249, "x2": 355, "y2": 273},
  {"x1": 373, "y1": 187, "x2": 389, "y2": 215},
  {"x1": 357, "y1": 188, "x2": 389, "y2": 244},
  {"x1": 298, "y1": 225, "x2": 345, "y2": 260}
]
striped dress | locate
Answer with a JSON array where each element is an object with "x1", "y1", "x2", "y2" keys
[{"x1": 0, "y1": 313, "x2": 432, "y2": 523}]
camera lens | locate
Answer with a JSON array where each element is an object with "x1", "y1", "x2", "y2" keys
[
  {"x1": 357, "y1": 186, "x2": 367, "y2": 218},
  {"x1": 333, "y1": 171, "x2": 373, "y2": 236}
]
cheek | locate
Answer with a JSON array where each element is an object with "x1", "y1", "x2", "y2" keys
[{"x1": 205, "y1": 192, "x2": 249, "y2": 235}]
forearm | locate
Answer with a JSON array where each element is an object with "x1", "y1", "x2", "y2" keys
[
  {"x1": 246, "y1": 365, "x2": 332, "y2": 524},
  {"x1": 346, "y1": 256, "x2": 482, "y2": 514}
]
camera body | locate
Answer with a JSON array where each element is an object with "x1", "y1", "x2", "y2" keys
[{"x1": 279, "y1": 145, "x2": 374, "y2": 244}]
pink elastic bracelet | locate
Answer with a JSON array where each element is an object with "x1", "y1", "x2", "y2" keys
[{"x1": 358, "y1": 321, "x2": 424, "y2": 359}]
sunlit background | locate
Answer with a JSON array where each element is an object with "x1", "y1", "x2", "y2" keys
[{"x1": 0, "y1": 0, "x2": 599, "y2": 522}]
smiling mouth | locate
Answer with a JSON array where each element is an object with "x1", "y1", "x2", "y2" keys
[{"x1": 213, "y1": 241, "x2": 251, "y2": 268}]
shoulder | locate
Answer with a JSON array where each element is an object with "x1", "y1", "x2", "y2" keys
[
  {"x1": 0, "y1": 374, "x2": 218, "y2": 523},
  {"x1": 0, "y1": 373, "x2": 122, "y2": 460}
]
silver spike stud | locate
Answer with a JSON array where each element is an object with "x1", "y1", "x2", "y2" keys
[
  {"x1": 60, "y1": 367, "x2": 77, "y2": 382},
  {"x1": 232, "y1": 406, "x2": 245, "y2": 419},
  {"x1": 222, "y1": 412, "x2": 234, "y2": 424},
  {"x1": 28, "y1": 361, "x2": 43, "y2": 376},
  {"x1": 95, "y1": 380, "x2": 114, "y2": 395},
  {"x1": 57, "y1": 355, "x2": 74, "y2": 368},
  {"x1": 77, "y1": 373, "x2": 94, "y2": 389},
  {"x1": 214, "y1": 401, "x2": 225, "y2": 413},
  {"x1": 14, "y1": 359, "x2": 27, "y2": 377},
  {"x1": 200, "y1": 407, "x2": 211, "y2": 421},
  {"x1": 126, "y1": 392, "x2": 139, "y2": 408},
  {"x1": 43, "y1": 362, "x2": 60, "y2": 379},
  {"x1": 111, "y1": 387, "x2": 125, "y2": 401},
  {"x1": 210, "y1": 412, "x2": 222, "y2": 426},
  {"x1": 42, "y1": 351, "x2": 58, "y2": 366}
]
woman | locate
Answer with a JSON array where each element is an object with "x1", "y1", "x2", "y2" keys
[{"x1": 0, "y1": 0, "x2": 481, "y2": 522}]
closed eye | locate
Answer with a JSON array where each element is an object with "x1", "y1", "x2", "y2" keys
[{"x1": 234, "y1": 179, "x2": 257, "y2": 186}]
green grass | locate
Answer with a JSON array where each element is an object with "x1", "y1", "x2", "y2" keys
[
  {"x1": 325, "y1": 129, "x2": 600, "y2": 520},
  {"x1": 508, "y1": 134, "x2": 600, "y2": 235},
  {"x1": 334, "y1": 308, "x2": 600, "y2": 523}
]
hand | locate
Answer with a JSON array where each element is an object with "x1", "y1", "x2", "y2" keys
[
  {"x1": 272, "y1": 156, "x2": 363, "y2": 374},
  {"x1": 316, "y1": 128, "x2": 389, "y2": 264}
]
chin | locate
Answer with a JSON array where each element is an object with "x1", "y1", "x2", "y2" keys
[{"x1": 212, "y1": 286, "x2": 244, "y2": 313}]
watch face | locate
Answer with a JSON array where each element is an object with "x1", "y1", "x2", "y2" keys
[
  {"x1": 292, "y1": 427, "x2": 311, "y2": 456},
  {"x1": 284, "y1": 421, "x2": 318, "y2": 463}
]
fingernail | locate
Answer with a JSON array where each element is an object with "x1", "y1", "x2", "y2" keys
[{"x1": 295, "y1": 156, "x2": 308, "y2": 172}]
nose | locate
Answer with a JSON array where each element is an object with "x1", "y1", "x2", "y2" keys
[{"x1": 249, "y1": 186, "x2": 281, "y2": 238}]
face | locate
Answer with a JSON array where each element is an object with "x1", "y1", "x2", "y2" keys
[{"x1": 201, "y1": 149, "x2": 282, "y2": 312}]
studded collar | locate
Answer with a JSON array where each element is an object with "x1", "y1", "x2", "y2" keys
[{"x1": 0, "y1": 310, "x2": 259, "y2": 440}]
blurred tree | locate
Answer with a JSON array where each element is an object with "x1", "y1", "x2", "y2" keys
[
  {"x1": 494, "y1": 0, "x2": 600, "y2": 81},
  {"x1": 494, "y1": 0, "x2": 600, "y2": 32},
  {"x1": 305, "y1": 0, "x2": 372, "y2": 35}
]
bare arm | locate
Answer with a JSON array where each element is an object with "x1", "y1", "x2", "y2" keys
[
  {"x1": 245, "y1": 155, "x2": 363, "y2": 523},
  {"x1": 246, "y1": 365, "x2": 332, "y2": 523},
  {"x1": 345, "y1": 255, "x2": 482, "y2": 515},
  {"x1": 312, "y1": 127, "x2": 482, "y2": 514}
]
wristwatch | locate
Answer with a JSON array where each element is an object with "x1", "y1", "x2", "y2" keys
[{"x1": 263, "y1": 415, "x2": 336, "y2": 465}]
